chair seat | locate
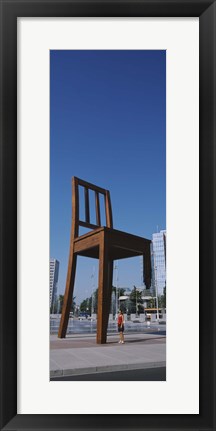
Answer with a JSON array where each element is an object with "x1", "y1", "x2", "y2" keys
[{"x1": 74, "y1": 226, "x2": 150, "y2": 260}]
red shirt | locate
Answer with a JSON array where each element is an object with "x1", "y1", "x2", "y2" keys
[{"x1": 118, "y1": 314, "x2": 123, "y2": 325}]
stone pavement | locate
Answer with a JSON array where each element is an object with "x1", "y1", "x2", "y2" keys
[{"x1": 50, "y1": 331, "x2": 166, "y2": 378}]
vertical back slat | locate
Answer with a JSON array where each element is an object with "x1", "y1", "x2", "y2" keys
[
  {"x1": 84, "y1": 187, "x2": 90, "y2": 223},
  {"x1": 95, "y1": 192, "x2": 101, "y2": 226},
  {"x1": 72, "y1": 177, "x2": 79, "y2": 238},
  {"x1": 105, "y1": 191, "x2": 113, "y2": 228},
  {"x1": 73, "y1": 177, "x2": 113, "y2": 232}
]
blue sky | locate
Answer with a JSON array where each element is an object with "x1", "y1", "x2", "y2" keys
[{"x1": 50, "y1": 50, "x2": 166, "y2": 304}]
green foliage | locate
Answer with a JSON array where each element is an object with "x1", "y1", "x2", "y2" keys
[
  {"x1": 71, "y1": 296, "x2": 76, "y2": 313},
  {"x1": 112, "y1": 286, "x2": 125, "y2": 298},
  {"x1": 58, "y1": 294, "x2": 64, "y2": 314},
  {"x1": 148, "y1": 297, "x2": 156, "y2": 308},
  {"x1": 160, "y1": 286, "x2": 166, "y2": 309},
  {"x1": 129, "y1": 286, "x2": 142, "y2": 302},
  {"x1": 80, "y1": 288, "x2": 98, "y2": 314},
  {"x1": 80, "y1": 297, "x2": 91, "y2": 313},
  {"x1": 93, "y1": 288, "x2": 98, "y2": 313},
  {"x1": 129, "y1": 286, "x2": 144, "y2": 314},
  {"x1": 50, "y1": 299, "x2": 58, "y2": 314},
  {"x1": 58, "y1": 294, "x2": 76, "y2": 314}
]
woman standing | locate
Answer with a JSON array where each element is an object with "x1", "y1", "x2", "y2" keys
[{"x1": 117, "y1": 310, "x2": 125, "y2": 344}]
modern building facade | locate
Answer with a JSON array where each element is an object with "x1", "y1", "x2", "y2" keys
[
  {"x1": 151, "y1": 230, "x2": 166, "y2": 296},
  {"x1": 49, "y1": 258, "x2": 59, "y2": 311}
]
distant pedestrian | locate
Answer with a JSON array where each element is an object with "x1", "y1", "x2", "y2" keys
[{"x1": 117, "y1": 310, "x2": 125, "y2": 344}]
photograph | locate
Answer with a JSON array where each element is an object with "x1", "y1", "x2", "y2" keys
[
  {"x1": 1, "y1": 0, "x2": 215, "y2": 428},
  {"x1": 49, "y1": 50, "x2": 166, "y2": 381}
]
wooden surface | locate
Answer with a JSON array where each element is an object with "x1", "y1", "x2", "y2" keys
[{"x1": 58, "y1": 177, "x2": 151, "y2": 342}]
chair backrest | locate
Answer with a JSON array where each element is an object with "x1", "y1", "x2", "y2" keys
[{"x1": 72, "y1": 177, "x2": 113, "y2": 238}]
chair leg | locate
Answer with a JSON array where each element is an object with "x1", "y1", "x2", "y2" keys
[
  {"x1": 143, "y1": 242, "x2": 151, "y2": 289},
  {"x1": 58, "y1": 252, "x2": 77, "y2": 338},
  {"x1": 97, "y1": 241, "x2": 113, "y2": 344}
]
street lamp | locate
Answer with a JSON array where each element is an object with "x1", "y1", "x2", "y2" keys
[
  {"x1": 90, "y1": 266, "x2": 95, "y2": 316},
  {"x1": 114, "y1": 261, "x2": 119, "y2": 318},
  {"x1": 136, "y1": 288, "x2": 138, "y2": 316}
]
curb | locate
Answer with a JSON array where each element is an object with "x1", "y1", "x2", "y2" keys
[{"x1": 50, "y1": 361, "x2": 166, "y2": 378}]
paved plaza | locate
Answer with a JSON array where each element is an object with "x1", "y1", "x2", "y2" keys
[{"x1": 50, "y1": 330, "x2": 166, "y2": 379}]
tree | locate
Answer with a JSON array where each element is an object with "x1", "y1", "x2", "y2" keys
[
  {"x1": 158, "y1": 295, "x2": 163, "y2": 308},
  {"x1": 58, "y1": 294, "x2": 76, "y2": 314},
  {"x1": 93, "y1": 288, "x2": 98, "y2": 313},
  {"x1": 79, "y1": 288, "x2": 99, "y2": 315},
  {"x1": 112, "y1": 286, "x2": 126, "y2": 312},
  {"x1": 129, "y1": 286, "x2": 144, "y2": 314},
  {"x1": 58, "y1": 294, "x2": 64, "y2": 314},
  {"x1": 160, "y1": 286, "x2": 166, "y2": 309},
  {"x1": 112, "y1": 286, "x2": 125, "y2": 298},
  {"x1": 80, "y1": 298, "x2": 90, "y2": 313},
  {"x1": 71, "y1": 296, "x2": 76, "y2": 313},
  {"x1": 50, "y1": 298, "x2": 58, "y2": 314},
  {"x1": 148, "y1": 296, "x2": 156, "y2": 309}
]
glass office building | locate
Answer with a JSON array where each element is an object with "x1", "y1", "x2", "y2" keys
[
  {"x1": 152, "y1": 230, "x2": 166, "y2": 296},
  {"x1": 49, "y1": 258, "x2": 59, "y2": 311}
]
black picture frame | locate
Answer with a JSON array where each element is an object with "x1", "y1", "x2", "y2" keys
[{"x1": 0, "y1": 1, "x2": 215, "y2": 430}]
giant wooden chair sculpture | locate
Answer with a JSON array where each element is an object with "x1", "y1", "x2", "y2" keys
[{"x1": 58, "y1": 177, "x2": 152, "y2": 343}]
